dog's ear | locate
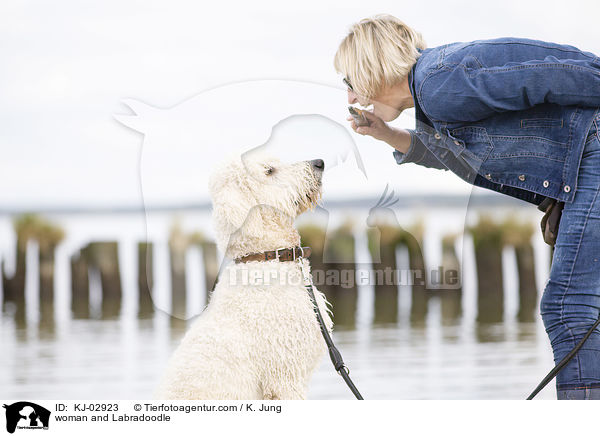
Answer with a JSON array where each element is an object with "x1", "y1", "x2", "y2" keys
[
  {"x1": 209, "y1": 174, "x2": 256, "y2": 254},
  {"x1": 211, "y1": 184, "x2": 252, "y2": 232}
]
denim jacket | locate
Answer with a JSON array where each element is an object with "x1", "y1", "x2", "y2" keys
[{"x1": 393, "y1": 37, "x2": 600, "y2": 205}]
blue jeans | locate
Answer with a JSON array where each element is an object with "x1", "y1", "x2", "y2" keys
[{"x1": 540, "y1": 112, "x2": 600, "y2": 400}]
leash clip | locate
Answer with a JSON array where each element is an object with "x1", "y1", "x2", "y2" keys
[{"x1": 293, "y1": 246, "x2": 305, "y2": 261}]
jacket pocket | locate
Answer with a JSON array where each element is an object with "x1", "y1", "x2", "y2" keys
[
  {"x1": 448, "y1": 126, "x2": 493, "y2": 163},
  {"x1": 520, "y1": 118, "x2": 563, "y2": 129}
]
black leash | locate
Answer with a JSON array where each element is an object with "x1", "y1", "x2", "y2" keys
[
  {"x1": 527, "y1": 315, "x2": 600, "y2": 400},
  {"x1": 299, "y1": 260, "x2": 364, "y2": 400}
]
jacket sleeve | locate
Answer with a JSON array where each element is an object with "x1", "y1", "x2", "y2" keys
[
  {"x1": 420, "y1": 55, "x2": 600, "y2": 123},
  {"x1": 393, "y1": 129, "x2": 448, "y2": 170}
]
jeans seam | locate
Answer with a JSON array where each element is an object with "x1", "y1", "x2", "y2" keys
[
  {"x1": 559, "y1": 163, "x2": 600, "y2": 384},
  {"x1": 586, "y1": 114, "x2": 598, "y2": 145}
]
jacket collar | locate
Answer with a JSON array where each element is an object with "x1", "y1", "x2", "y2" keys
[{"x1": 408, "y1": 49, "x2": 434, "y2": 130}]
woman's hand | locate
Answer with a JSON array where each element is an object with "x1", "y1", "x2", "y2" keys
[
  {"x1": 346, "y1": 110, "x2": 411, "y2": 153},
  {"x1": 346, "y1": 110, "x2": 394, "y2": 143}
]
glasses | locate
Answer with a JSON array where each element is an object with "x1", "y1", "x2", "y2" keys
[{"x1": 343, "y1": 77, "x2": 354, "y2": 92}]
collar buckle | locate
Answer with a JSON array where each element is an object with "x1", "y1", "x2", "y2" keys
[{"x1": 274, "y1": 247, "x2": 287, "y2": 261}]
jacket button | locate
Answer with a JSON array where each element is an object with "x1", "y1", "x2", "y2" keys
[
  {"x1": 564, "y1": 185, "x2": 571, "y2": 193},
  {"x1": 434, "y1": 133, "x2": 441, "y2": 139},
  {"x1": 518, "y1": 174, "x2": 526, "y2": 181},
  {"x1": 543, "y1": 180, "x2": 549, "y2": 188},
  {"x1": 485, "y1": 173, "x2": 492, "y2": 180}
]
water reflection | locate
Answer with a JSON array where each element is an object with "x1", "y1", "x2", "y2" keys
[{"x1": 1, "y1": 298, "x2": 556, "y2": 400}]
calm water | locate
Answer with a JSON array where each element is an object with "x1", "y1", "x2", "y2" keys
[
  {"x1": 0, "y1": 312, "x2": 556, "y2": 400},
  {"x1": 0, "y1": 207, "x2": 558, "y2": 400}
]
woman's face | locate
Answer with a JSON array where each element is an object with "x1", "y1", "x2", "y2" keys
[{"x1": 346, "y1": 77, "x2": 413, "y2": 122}]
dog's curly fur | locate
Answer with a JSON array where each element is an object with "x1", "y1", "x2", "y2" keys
[{"x1": 155, "y1": 151, "x2": 332, "y2": 400}]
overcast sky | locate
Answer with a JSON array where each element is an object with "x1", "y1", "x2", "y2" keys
[{"x1": 1, "y1": 0, "x2": 599, "y2": 209}]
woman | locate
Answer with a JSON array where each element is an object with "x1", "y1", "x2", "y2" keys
[{"x1": 334, "y1": 14, "x2": 600, "y2": 400}]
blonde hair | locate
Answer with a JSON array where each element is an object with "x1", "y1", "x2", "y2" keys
[{"x1": 334, "y1": 14, "x2": 427, "y2": 99}]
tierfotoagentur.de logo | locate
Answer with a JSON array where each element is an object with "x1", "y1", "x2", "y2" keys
[{"x1": 3, "y1": 402, "x2": 50, "y2": 434}]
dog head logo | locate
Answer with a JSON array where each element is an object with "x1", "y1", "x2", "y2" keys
[
  {"x1": 113, "y1": 79, "x2": 371, "y2": 319},
  {"x1": 3, "y1": 402, "x2": 50, "y2": 433}
]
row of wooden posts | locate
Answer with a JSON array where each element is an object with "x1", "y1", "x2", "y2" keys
[{"x1": 1, "y1": 214, "x2": 540, "y2": 326}]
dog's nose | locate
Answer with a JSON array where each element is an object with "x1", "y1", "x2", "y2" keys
[{"x1": 310, "y1": 159, "x2": 325, "y2": 171}]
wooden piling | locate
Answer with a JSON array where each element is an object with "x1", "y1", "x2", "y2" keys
[
  {"x1": 439, "y1": 234, "x2": 462, "y2": 323},
  {"x1": 2, "y1": 215, "x2": 36, "y2": 318},
  {"x1": 402, "y1": 223, "x2": 428, "y2": 325},
  {"x1": 324, "y1": 222, "x2": 358, "y2": 328},
  {"x1": 367, "y1": 223, "x2": 401, "y2": 325},
  {"x1": 169, "y1": 223, "x2": 188, "y2": 320},
  {"x1": 84, "y1": 242, "x2": 122, "y2": 319},
  {"x1": 0, "y1": 214, "x2": 64, "y2": 323},
  {"x1": 138, "y1": 242, "x2": 154, "y2": 317},
  {"x1": 37, "y1": 221, "x2": 64, "y2": 324},
  {"x1": 1, "y1": 258, "x2": 11, "y2": 309},
  {"x1": 70, "y1": 251, "x2": 90, "y2": 318},
  {"x1": 469, "y1": 216, "x2": 504, "y2": 323},
  {"x1": 502, "y1": 220, "x2": 538, "y2": 322}
]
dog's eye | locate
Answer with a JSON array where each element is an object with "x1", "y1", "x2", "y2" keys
[{"x1": 265, "y1": 166, "x2": 274, "y2": 176}]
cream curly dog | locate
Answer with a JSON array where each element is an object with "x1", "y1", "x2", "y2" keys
[{"x1": 155, "y1": 151, "x2": 332, "y2": 400}]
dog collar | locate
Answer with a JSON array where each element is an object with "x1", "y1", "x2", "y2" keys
[{"x1": 234, "y1": 246, "x2": 312, "y2": 263}]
